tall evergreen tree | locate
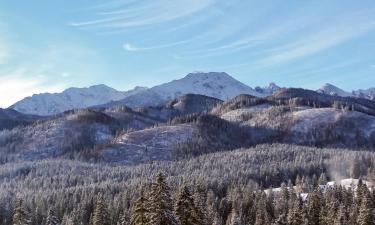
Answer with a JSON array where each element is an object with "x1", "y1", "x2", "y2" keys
[
  {"x1": 175, "y1": 186, "x2": 200, "y2": 225},
  {"x1": 12, "y1": 199, "x2": 30, "y2": 225},
  {"x1": 254, "y1": 196, "x2": 270, "y2": 225},
  {"x1": 357, "y1": 192, "x2": 374, "y2": 225},
  {"x1": 130, "y1": 191, "x2": 149, "y2": 225},
  {"x1": 148, "y1": 173, "x2": 179, "y2": 225},
  {"x1": 287, "y1": 197, "x2": 304, "y2": 225},
  {"x1": 226, "y1": 207, "x2": 241, "y2": 225},
  {"x1": 334, "y1": 204, "x2": 348, "y2": 225},
  {"x1": 92, "y1": 195, "x2": 110, "y2": 225},
  {"x1": 46, "y1": 208, "x2": 60, "y2": 225},
  {"x1": 193, "y1": 185, "x2": 207, "y2": 225},
  {"x1": 307, "y1": 189, "x2": 322, "y2": 225}
]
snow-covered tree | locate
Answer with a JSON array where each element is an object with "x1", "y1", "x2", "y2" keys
[
  {"x1": 357, "y1": 193, "x2": 374, "y2": 225},
  {"x1": 175, "y1": 186, "x2": 200, "y2": 225},
  {"x1": 148, "y1": 173, "x2": 179, "y2": 225},
  {"x1": 130, "y1": 191, "x2": 149, "y2": 225},
  {"x1": 92, "y1": 195, "x2": 110, "y2": 225},
  {"x1": 12, "y1": 199, "x2": 30, "y2": 225},
  {"x1": 46, "y1": 208, "x2": 59, "y2": 225}
]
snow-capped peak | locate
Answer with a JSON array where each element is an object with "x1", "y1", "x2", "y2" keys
[
  {"x1": 11, "y1": 85, "x2": 148, "y2": 116},
  {"x1": 150, "y1": 72, "x2": 261, "y2": 100},
  {"x1": 254, "y1": 83, "x2": 282, "y2": 96},
  {"x1": 317, "y1": 83, "x2": 353, "y2": 97}
]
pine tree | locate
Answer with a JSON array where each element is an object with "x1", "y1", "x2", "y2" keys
[
  {"x1": 193, "y1": 185, "x2": 207, "y2": 225},
  {"x1": 357, "y1": 192, "x2": 374, "y2": 225},
  {"x1": 254, "y1": 196, "x2": 269, "y2": 225},
  {"x1": 334, "y1": 204, "x2": 348, "y2": 225},
  {"x1": 46, "y1": 208, "x2": 60, "y2": 225},
  {"x1": 307, "y1": 189, "x2": 321, "y2": 225},
  {"x1": 148, "y1": 173, "x2": 179, "y2": 225},
  {"x1": 175, "y1": 186, "x2": 200, "y2": 225},
  {"x1": 130, "y1": 191, "x2": 149, "y2": 225},
  {"x1": 92, "y1": 195, "x2": 110, "y2": 225},
  {"x1": 287, "y1": 198, "x2": 303, "y2": 225},
  {"x1": 12, "y1": 199, "x2": 30, "y2": 225}
]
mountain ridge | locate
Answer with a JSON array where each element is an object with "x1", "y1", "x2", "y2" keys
[{"x1": 8, "y1": 72, "x2": 375, "y2": 116}]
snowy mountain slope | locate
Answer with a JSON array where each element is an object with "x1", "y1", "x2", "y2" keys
[
  {"x1": 10, "y1": 85, "x2": 148, "y2": 116},
  {"x1": 254, "y1": 83, "x2": 282, "y2": 96},
  {"x1": 317, "y1": 83, "x2": 375, "y2": 100},
  {"x1": 353, "y1": 88, "x2": 375, "y2": 100},
  {"x1": 102, "y1": 124, "x2": 195, "y2": 165},
  {"x1": 0, "y1": 108, "x2": 163, "y2": 162},
  {"x1": 100, "y1": 72, "x2": 260, "y2": 108},
  {"x1": 317, "y1": 83, "x2": 353, "y2": 97}
]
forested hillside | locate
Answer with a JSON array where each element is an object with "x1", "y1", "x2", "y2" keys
[{"x1": 1, "y1": 144, "x2": 375, "y2": 225}]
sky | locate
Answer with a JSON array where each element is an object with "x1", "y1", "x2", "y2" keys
[{"x1": 0, "y1": 0, "x2": 375, "y2": 107}]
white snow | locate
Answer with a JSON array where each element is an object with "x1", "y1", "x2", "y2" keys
[
  {"x1": 254, "y1": 83, "x2": 282, "y2": 96},
  {"x1": 11, "y1": 85, "x2": 147, "y2": 116},
  {"x1": 291, "y1": 108, "x2": 342, "y2": 133},
  {"x1": 148, "y1": 72, "x2": 261, "y2": 101},
  {"x1": 317, "y1": 83, "x2": 353, "y2": 97},
  {"x1": 220, "y1": 104, "x2": 271, "y2": 122}
]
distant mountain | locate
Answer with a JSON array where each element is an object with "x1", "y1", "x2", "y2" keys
[
  {"x1": 101, "y1": 72, "x2": 260, "y2": 108},
  {"x1": 353, "y1": 88, "x2": 375, "y2": 100},
  {"x1": 11, "y1": 85, "x2": 148, "y2": 116},
  {"x1": 0, "y1": 108, "x2": 41, "y2": 130},
  {"x1": 317, "y1": 83, "x2": 375, "y2": 101},
  {"x1": 317, "y1": 83, "x2": 353, "y2": 97},
  {"x1": 254, "y1": 83, "x2": 282, "y2": 96}
]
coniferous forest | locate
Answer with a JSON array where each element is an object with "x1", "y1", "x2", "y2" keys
[{"x1": 1, "y1": 144, "x2": 375, "y2": 225}]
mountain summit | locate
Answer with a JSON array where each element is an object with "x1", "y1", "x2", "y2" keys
[
  {"x1": 11, "y1": 85, "x2": 147, "y2": 116},
  {"x1": 317, "y1": 83, "x2": 353, "y2": 97},
  {"x1": 100, "y1": 72, "x2": 261, "y2": 108}
]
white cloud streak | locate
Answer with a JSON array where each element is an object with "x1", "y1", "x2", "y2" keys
[
  {"x1": 256, "y1": 18, "x2": 375, "y2": 67},
  {"x1": 70, "y1": 0, "x2": 215, "y2": 28}
]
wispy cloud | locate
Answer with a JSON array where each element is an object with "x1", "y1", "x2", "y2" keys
[
  {"x1": 122, "y1": 37, "x2": 201, "y2": 52},
  {"x1": 70, "y1": 0, "x2": 215, "y2": 28},
  {"x1": 256, "y1": 16, "x2": 375, "y2": 67},
  {"x1": 371, "y1": 64, "x2": 375, "y2": 68}
]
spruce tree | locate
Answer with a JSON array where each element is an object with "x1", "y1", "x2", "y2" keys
[
  {"x1": 334, "y1": 204, "x2": 348, "y2": 225},
  {"x1": 130, "y1": 191, "x2": 149, "y2": 225},
  {"x1": 12, "y1": 199, "x2": 30, "y2": 225},
  {"x1": 148, "y1": 173, "x2": 179, "y2": 225},
  {"x1": 92, "y1": 195, "x2": 110, "y2": 225},
  {"x1": 46, "y1": 208, "x2": 60, "y2": 225},
  {"x1": 254, "y1": 196, "x2": 269, "y2": 225},
  {"x1": 193, "y1": 185, "x2": 207, "y2": 225},
  {"x1": 175, "y1": 186, "x2": 200, "y2": 225},
  {"x1": 287, "y1": 198, "x2": 303, "y2": 225},
  {"x1": 357, "y1": 192, "x2": 374, "y2": 225},
  {"x1": 307, "y1": 189, "x2": 321, "y2": 225}
]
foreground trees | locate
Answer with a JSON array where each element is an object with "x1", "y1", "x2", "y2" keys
[{"x1": 7, "y1": 172, "x2": 375, "y2": 225}]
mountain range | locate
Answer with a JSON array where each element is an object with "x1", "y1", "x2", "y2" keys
[
  {"x1": 1, "y1": 82, "x2": 375, "y2": 165},
  {"x1": 9, "y1": 72, "x2": 374, "y2": 117},
  {"x1": 10, "y1": 72, "x2": 281, "y2": 116},
  {"x1": 318, "y1": 83, "x2": 375, "y2": 100}
]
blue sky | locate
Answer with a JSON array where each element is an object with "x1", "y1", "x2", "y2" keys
[{"x1": 0, "y1": 0, "x2": 375, "y2": 107}]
